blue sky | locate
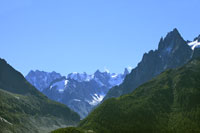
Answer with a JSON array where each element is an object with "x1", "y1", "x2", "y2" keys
[{"x1": 1, "y1": 0, "x2": 200, "y2": 76}]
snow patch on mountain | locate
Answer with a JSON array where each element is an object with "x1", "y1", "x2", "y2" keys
[
  {"x1": 188, "y1": 40, "x2": 200, "y2": 50},
  {"x1": 68, "y1": 72, "x2": 94, "y2": 82},
  {"x1": 73, "y1": 99, "x2": 81, "y2": 102},
  {"x1": 50, "y1": 79, "x2": 69, "y2": 93},
  {"x1": 109, "y1": 73, "x2": 124, "y2": 86},
  {"x1": 87, "y1": 94, "x2": 105, "y2": 106},
  {"x1": 104, "y1": 67, "x2": 110, "y2": 73},
  {"x1": 127, "y1": 66, "x2": 133, "y2": 72},
  {"x1": 65, "y1": 80, "x2": 69, "y2": 86}
]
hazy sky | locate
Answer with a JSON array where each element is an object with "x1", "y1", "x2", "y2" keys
[{"x1": 1, "y1": 0, "x2": 200, "y2": 76}]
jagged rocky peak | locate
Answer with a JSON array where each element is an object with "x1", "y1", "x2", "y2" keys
[
  {"x1": 94, "y1": 69, "x2": 110, "y2": 77},
  {"x1": 157, "y1": 28, "x2": 193, "y2": 63},
  {"x1": 94, "y1": 69, "x2": 101, "y2": 74},
  {"x1": 123, "y1": 68, "x2": 130, "y2": 75},
  {"x1": 158, "y1": 37, "x2": 164, "y2": 49},
  {"x1": 25, "y1": 70, "x2": 62, "y2": 91},
  {"x1": 158, "y1": 28, "x2": 185, "y2": 52},
  {"x1": 67, "y1": 72, "x2": 93, "y2": 82},
  {"x1": 166, "y1": 28, "x2": 181, "y2": 39},
  {"x1": 193, "y1": 34, "x2": 200, "y2": 41},
  {"x1": 103, "y1": 28, "x2": 194, "y2": 100}
]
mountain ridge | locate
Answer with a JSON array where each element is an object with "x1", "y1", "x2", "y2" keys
[
  {"x1": 0, "y1": 58, "x2": 80, "y2": 133},
  {"x1": 103, "y1": 28, "x2": 194, "y2": 101},
  {"x1": 76, "y1": 57, "x2": 200, "y2": 133}
]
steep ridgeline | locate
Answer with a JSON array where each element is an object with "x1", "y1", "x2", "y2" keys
[
  {"x1": 104, "y1": 28, "x2": 194, "y2": 100},
  {"x1": 26, "y1": 69, "x2": 130, "y2": 118},
  {"x1": 0, "y1": 59, "x2": 80, "y2": 133},
  {"x1": 26, "y1": 70, "x2": 62, "y2": 91},
  {"x1": 77, "y1": 57, "x2": 200, "y2": 133}
]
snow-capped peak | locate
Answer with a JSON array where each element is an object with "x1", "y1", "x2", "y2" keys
[
  {"x1": 67, "y1": 72, "x2": 93, "y2": 82},
  {"x1": 127, "y1": 66, "x2": 133, "y2": 72},
  {"x1": 25, "y1": 70, "x2": 62, "y2": 91},
  {"x1": 104, "y1": 67, "x2": 110, "y2": 73}
]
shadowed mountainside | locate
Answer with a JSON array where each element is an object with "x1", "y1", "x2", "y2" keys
[{"x1": 0, "y1": 58, "x2": 80, "y2": 133}]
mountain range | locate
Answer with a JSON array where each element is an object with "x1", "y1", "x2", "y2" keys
[
  {"x1": 1, "y1": 28, "x2": 200, "y2": 133},
  {"x1": 53, "y1": 28, "x2": 200, "y2": 133},
  {"x1": 54, "y1": 29, "x2": 200, "y2": 133},
  {"x1": 26, "y1": 68, "x2": 130, "y2": 118},
  {"x1": 76, "y1": 57, "x2": 200, "y2": 133},
  {"x1": 26, "y1": 29, "x2": 200, "y2": 119}
]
